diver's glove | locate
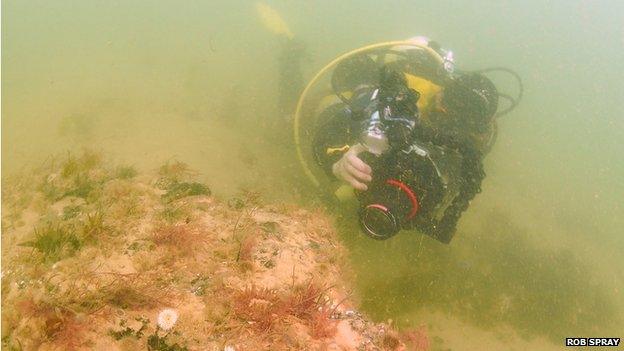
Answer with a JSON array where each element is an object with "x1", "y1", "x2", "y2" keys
[{"x1": 331, "y1": 143, "x2": 372, "y2": 191}]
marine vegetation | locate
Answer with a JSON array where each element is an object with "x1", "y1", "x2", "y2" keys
[{"x1": 1, "y1": 151, "x2": 429, "y2": 350}]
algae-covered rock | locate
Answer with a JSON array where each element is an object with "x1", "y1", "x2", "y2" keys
[{"x1": 1, "y1": 152, "x2": 424, "y2": 350}]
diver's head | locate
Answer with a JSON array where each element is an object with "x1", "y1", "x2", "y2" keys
[{"x1": 439, "y1": 73, "x2": 499, "y2": 134}]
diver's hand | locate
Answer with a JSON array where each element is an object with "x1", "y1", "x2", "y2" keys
[{"x1": 332, "y1": 144, "x2": 373, "y2": 191}]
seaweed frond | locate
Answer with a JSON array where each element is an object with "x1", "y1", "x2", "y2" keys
[
  {"x1": 81, "y1": 210, "x2": 108, "y2": 242},
  {"x1": 62, "y1": 272, "x2": 170, "y2": 313},
  {"x1": 232, "y1": 286, "x2": 282, "y2": 332},
  {"x1": 156, "y1": 161, "x2": 198, "y2": 188},
  {"x1": 231, "y1": 281, "x2": 337, "y2": 338},
  {"x1": 285, "y1": 281, "x2": 325, "y2": 319},
  {"x1": 151, "y1": 224, "x2": 204, "y2": 255},
  {"x1": 309, "y1": 307, "x2": 337, "y2": 339},
  {"x1": 19, "y1": 223, "x2": 82, "y2": 263},
  {"x1": 14, "y1": 295, "x2": 87, "y2": 349},
  {"x1": 39, "y1": 150, "x2": 108, "y2": 202},
  {"x1": 162, "y1": 182, "x2": 210, "y2": 203}
]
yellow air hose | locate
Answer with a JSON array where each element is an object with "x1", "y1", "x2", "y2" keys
[{"x1": 293, "y1": 41, "x2": 445, "y2": 187}]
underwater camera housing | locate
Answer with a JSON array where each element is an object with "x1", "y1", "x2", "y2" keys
[
  {"x1": 357, "y1": 141, "x2": 464, "y2": 242},
  {"x1": 351, "y1": 69, "x2": 465, "y2": 242}
]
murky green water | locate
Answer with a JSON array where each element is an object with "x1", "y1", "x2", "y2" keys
[{"x1": 3, "y1": 1, "x2": 623, "y2": 349}]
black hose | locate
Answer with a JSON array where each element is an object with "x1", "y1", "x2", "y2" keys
[{"x1": 467, "y1": 66, "x2": 524, "y2": 118}]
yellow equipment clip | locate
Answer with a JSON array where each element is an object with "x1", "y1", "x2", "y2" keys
[{"x1": 326, "y1": 145, "x2": 350, "y2": 155}]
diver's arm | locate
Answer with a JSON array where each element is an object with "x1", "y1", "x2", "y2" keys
[{"x1": 331, "y1": 144, "x2": 372, "y2": 191}]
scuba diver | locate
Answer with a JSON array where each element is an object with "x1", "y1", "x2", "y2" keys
[
  {"x1": 292, "y1": 36, "x2": 522, "y2": 243},
  {"x1": 253, "y1": 2, "x2": 521, "y2": 243}
]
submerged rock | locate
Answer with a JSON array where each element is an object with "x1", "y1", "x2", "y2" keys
[{"x1": 1, "y1": 153, "x2": 423, "y2": 350}]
